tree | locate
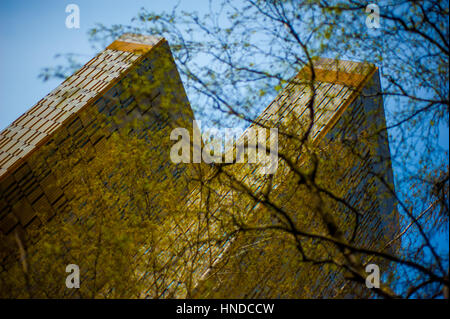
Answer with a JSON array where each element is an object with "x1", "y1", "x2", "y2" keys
[{"x1": 3, "y1": 0, "x2": 448, "y2": 298}]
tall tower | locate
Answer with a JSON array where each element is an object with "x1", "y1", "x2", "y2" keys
[
  {"x1": 0, "y1": 34, "x2": 195, "y2": 279},
  {"x1": 0, "y1": 34, "x2": 397, "y2": 298},
  {"x1": 192, "y1": 58, "x2": 398, "y2": 298}
]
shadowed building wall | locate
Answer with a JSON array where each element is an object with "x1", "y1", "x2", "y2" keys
[
  {"x1": 0, "y1": 35, "x2": 398, "y2": 298},
  {"x1": 191, "y1": 58, "x2": 398, "y2": 298},
  {"x1": 0, "y1": 34, "x2": 196, "y2": 278}
]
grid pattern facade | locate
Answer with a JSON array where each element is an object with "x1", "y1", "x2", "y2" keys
[
  {"x1": 145, "y1": 58, "x2": 398, "y2": 298},
  {"x1": 0, "y1": 34, "x2": 397, "y2": 298},
  {"x1": 0, "y1": 34, "x2": 194, "y2": 271},
  {"x1": 190, "y1": 59, "x2": 398, "y2": 298}
]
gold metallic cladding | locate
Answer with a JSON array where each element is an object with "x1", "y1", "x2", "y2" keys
[
  {"x1": 313, "y1": 66, "x2": 378, "y2": 144},
  {"x1": 0, "y1": 39, "x2": 166, "y2": 183},
  {"x1": 299, "y1": 66, "x2": 369, "y2": 88},
  {"x1": 106, "y1": 40, "x2": 155, "y2": 54}
]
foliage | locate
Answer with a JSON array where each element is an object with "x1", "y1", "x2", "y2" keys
[{"x1": 2, "y1": 0, "x2": 448, "y2": 299}]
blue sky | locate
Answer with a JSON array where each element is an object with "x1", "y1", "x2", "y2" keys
[
  {"x1": 0, "y1": 0, "x2": 448, "y2": 296},
  {"x1": 1, "y1": 0, "x2": 447, "y2": 195},
  {"x1": 0, "y1": 0, "x2": 211, "y2": 130},
  {"x1": 0, "y1": 0, "x2": 448, "y2": 148}
]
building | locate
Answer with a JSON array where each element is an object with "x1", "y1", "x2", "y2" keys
[
  {"x1": 191, "y1": 58, "x2": 399, "y2": 298},
  {"x1": 0, "y1": 34, "x2": 398, "y2": 298},
  {"x1": 0, "y1": 34, "x2": 198, "y2": 297}
]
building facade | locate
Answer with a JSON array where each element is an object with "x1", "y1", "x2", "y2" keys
[
  {"x1": 191, "y1": 58, "x2": 398, "y2": 298},
  {"x1": 0, "y1": 34, "x2": 197, "y2": 297},
  {"x1": 0, "y1": 35, "x2": 398, "y2": 298}
]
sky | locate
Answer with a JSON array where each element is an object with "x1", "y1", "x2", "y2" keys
[
  {"x1": 0, "y1": 0, "x2": 210, "y2": 130},
  {"x1": 0, "y1": 0, "x2": 448, "y2": 296},
  {"x1": 0, "y1": 0, "x2": 448, "y2": 147}
]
